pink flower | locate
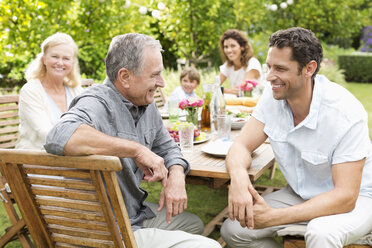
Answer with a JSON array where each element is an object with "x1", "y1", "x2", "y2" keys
[
  {"x1": 240, "y1": 80, "x2": 258, "y2": 92},
  {"x1": 188, "y1": 98, "x2": 199, "y2": 107},
  {"x1": 178, "y1": 98, "x2": 203, "y2": 110},
  {"x1": 178, "y1": 99, "x2": 188, "y2": 110}
]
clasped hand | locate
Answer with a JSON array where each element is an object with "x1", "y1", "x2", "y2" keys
[{"x1": 229, "y1": 184, "x2": 274, "y2": 229}]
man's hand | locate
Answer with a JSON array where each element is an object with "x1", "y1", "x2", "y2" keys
[
  {"x1": 158, "y1": 165, "x2": 187, "y2": 223},
  {"x1": 248, "y1": 185, "x2": 274, "y2": 229},
  {"x1": 134, "y1": 146, "x2": 168, "y2": 187},
  {"x1": 228, "y1": 180, "x2": 254, "y2": 229}
]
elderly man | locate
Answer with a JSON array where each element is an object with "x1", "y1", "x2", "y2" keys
[
  {"x1": 221, "y1": 27, "x2": 372, "y2": 248},
  {"x1": 45, "y1": 33, "x2": 221, "y2": 248}
]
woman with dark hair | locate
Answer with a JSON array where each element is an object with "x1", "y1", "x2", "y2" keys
[{"x1": 219, "y1": 29, "x2": 262, "y2": 95}]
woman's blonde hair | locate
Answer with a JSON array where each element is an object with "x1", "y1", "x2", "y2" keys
[
  {"x1": 219, "y1": 29, "x2": 254, "y2": 68},
  {"x1": 25, "y1": 33, "x2": 81, "y2": 87}
]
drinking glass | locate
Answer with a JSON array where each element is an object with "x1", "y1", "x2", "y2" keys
[
  {"x1": 179, "y1": 123, "x2": 194, "y2": 153},
  {"x1": 168, "y1": 100, "x2": 179, "y2": 123},
  {"x1": 217, "y1": 114, "x2": 232, "y2": 141}
]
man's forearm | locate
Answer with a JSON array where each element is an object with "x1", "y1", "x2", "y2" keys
[
  {"x1": 226, "y1": 142, "x2": 253, "y2": 186},
  {"x1": 64, "y1": 124, "x2": 140, "y2": 158}
]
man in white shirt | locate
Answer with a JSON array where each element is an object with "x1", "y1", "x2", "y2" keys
[{"x1": 221, "y1": 27, "x2": 372, "y2": 248}]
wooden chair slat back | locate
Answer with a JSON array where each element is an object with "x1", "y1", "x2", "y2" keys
[
  {"x1": 0, "y1": 149, "x2": 138, "y2": 248},
  {"x1": 0, "y1": 95, "x2": 19, "y2": 149},
  {"x1": 154, "y1": 88, "x2": 166, "y2": 109}
]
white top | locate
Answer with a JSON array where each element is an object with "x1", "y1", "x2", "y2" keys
[
  {"x1": 46, "y1": 85, "x2": 73, "y2": 123},
  {"x1": 219, "y1": 57, "x2": 262, "y2": 87},
  {"x1": 253, "y1": 74, "x2": 372, "y2": 200},
  {"x1": 164, "y1": 86, "x2": 197, "y2": 111},
  {"x1": 16, "y1": 79, "x2": 84, "y2": 150}
]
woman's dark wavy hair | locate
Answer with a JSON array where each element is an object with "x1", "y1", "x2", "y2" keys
[
  {"x1": 269, "y1": 27, "x2": 323, "y2": 79},
  {"x1": 219, "y1": 29, "x2": 254, "y2": 68}
]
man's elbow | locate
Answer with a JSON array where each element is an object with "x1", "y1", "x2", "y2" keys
[{"x1": 339, "y1": 191, "x2": 359, "y2": 213}]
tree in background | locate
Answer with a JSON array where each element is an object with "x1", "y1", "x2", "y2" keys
[
  {"x1": 259, "y1": 0, "x2": 369, "y2": 47},
  {"x1": 0, "y1": 0, "x2": 152, "y2": 87},
  {"x1": 0, "y1": 0, "x2": 371, "y2": 88}
]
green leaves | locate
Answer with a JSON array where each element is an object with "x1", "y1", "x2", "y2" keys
[{"x1": 0, "y1": 0, "x2": 371, "y2": 88}]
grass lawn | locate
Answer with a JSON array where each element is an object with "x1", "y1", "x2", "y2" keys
[{"x1": 339, "y1": 82, "x2": 372, "y2": 138}]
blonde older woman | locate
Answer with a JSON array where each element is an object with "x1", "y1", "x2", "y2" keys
[{"x1": 16, "y1": 33, "x2": 84, "y2": 150}]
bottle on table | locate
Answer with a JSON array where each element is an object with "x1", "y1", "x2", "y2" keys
[
  {"x1": 210, "y1": 76, "x2": 226, "y2": 134},
  {"x1": 201, "y1": 84, "x2": 213, "y2": 131}
]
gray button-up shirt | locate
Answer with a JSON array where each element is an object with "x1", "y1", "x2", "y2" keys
[{"x1": 44, "y1": 78, "x2": 189, "y2": 231}]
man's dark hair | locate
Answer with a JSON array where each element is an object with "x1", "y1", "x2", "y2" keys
[{"x1": 269, "y1": 27, "x2": 323, "y2": 79}]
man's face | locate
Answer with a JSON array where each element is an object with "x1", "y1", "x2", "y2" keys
[
  {"x1": 126, "y1": 47, "x2": 165, "y2": 106},
  {"x1": 266, "y1": 46, "x2": 307, "y2": 101}
]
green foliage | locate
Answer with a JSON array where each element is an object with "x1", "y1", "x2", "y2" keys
[
  {"x1": 338, "y1": 53, "x2": 372, "y2": 83},
  {"x1": 158, "y1": 0, "x2": 236, "y2": 62},
  {"x1": 0, "y1": 0, "x2": 371, "y2": 88},
  {"x1": 322, "y1": 43, "x2": 355, "y2": 64},
  {"x1": 260, "y1": 0, "x2": 370, "y2": 46},
  {"x1": 318, "y1": 64, "x2": 346, "y2": 85}
]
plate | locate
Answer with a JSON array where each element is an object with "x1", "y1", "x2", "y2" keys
[
  {"x1": 231, "y1": 117, "x2": 248, "y2": 130},
  {"x1": 194, "y1": 133, "x2": 210, "y2": 144},
  {"x1": 201, "y1": 140, "x2": 233, "y2": 157}
]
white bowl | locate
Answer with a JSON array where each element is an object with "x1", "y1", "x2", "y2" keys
[{"x1": 231, "y1": 117, "x2": 247, "y2": 130}]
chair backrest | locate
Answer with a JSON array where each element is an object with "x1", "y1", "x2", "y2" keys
[
  {"x1": 0, "y1": 95, "x2": 19, "y2": 149},
  {"x1": 81, "y1": 78, "x2": 95, "y2": 88},
  {"x1": 154, "y1": 88, "x2": 166, "y2": 109},
  {"x1": 0, "y1": 149, "x2": 138, "y2": 248}
]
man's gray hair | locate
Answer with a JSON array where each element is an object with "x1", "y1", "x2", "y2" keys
[{"x1": 105, "y1": 33, "x2": 162, "y2": 82}]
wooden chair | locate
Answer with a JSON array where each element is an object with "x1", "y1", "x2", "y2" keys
[
  {"x1": 0, "y1": 95, "x2": 33, "y2": 247},
  {"x1": 278, "y1": 224, "x2": 372, "y2": 248},
  {"x1": 154, "y1": 88, "x2": 166, "y2": 109},
  {"x1": 81, "y1": 78, "x2": 95, "y2": 88},
  {"x1": 0, "y1": 149, "x2": 138, "y2": 248},
  {"x1": 0, "y1": 95, "x2": 19, "y2": 149}
]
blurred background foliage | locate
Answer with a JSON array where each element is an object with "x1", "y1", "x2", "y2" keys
[{"x1": 0, "y1": 0, "x2": 371, "y2": 89}]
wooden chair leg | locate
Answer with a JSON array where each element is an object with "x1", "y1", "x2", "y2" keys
[
  {"x1": 0, "y1": 177, "x2": 33, "y2": 248},
  {"x1": 283, "y1": 237, "x2": 306, "y2": 248},
  {"x1": 269, "y1": 162, "x2": 276, "y2": 179}
]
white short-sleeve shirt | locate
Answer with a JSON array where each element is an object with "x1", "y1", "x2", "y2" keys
[
  {"x1": 219, "y1": 57, "x2": 262, "y2": 87},
  {"x1": 252, "y1": 75, "x2": 372, "y2": 200}
]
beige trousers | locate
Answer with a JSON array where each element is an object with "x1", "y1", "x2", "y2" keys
[{"x1": 134, "y1": 202, "x2": 221, "y2": 248}]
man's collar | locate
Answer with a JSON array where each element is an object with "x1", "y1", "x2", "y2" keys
[{"x1": 302, "y1": 75, "x2": 323, "y2": 129}]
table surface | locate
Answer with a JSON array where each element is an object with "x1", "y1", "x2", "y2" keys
[
  {"x1": 184, "y1": 139, "x2": 274, "y2": 181},
  {"x1": 163, "y1": 119, "x2": 275, "y2": 187}
]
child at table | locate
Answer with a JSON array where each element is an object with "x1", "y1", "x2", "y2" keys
[{"x1": 164, "y1": 67, "x2": 200, "y2": 110}]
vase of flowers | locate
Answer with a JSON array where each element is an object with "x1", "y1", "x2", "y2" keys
[
  {"x1": 240, "y1": 80, "x2": 258, "y2": 97},
  {"x1": 179, "y1": 98, "x2": 203, "y2": 127}
]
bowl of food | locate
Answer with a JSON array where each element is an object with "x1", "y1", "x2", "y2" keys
[{"x1": 231, "y1": 117, "x2": 248, "y2": 130}]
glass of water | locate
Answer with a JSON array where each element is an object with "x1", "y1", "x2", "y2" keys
[{"x1": 179, "y1": 123, "x2": 194, "y2": 153}]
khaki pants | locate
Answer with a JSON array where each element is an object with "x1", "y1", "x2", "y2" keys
[
  {"x1": 221, "y1": 186, "x2": 372, "y2": 248},
  {"x1": 134, "y1": 202, "x2": 221, "y2": 248}
]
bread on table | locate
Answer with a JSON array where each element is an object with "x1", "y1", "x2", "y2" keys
[{"x1": 225, "y1": 96, "x2": 259, "y2": 107}]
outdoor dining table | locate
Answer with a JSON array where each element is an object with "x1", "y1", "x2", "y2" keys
[{"x1": 184, "y1": 130, "x2": 275, "y2": 189}]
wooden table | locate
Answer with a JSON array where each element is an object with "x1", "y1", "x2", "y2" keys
[{"x1": 183, "y1": 130, "x2": 276, "y2": 188}]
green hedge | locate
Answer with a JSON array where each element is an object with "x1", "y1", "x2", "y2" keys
[{"x1": 338, "y1": 53, "x2": 372, "y2": 83}]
